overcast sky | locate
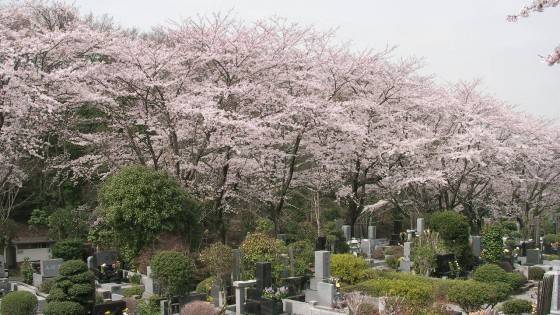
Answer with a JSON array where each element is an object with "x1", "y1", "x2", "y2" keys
[{"x1": 68, "y1": 0, "x2": 560, "y2": 120}]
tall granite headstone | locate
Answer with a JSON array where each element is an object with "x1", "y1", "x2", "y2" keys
[
  {"x1": 256, "y1": 262, "x2": 272, "y2": 291},
  {"x1": 368, "y1": 226, "x2": 376, "y2": 240},
  {"x1": 0, "y1": 255, "x2": 5, "y2": 278},
  {"x1": 342, "y1": 225, "x2": 351, "y2": 241},
  {"x1": 470, "y1": 236, "x2": 482, "y2": 258},
  {"x1": 416, "y1": 218, "x2": 425, "y2": 236}
]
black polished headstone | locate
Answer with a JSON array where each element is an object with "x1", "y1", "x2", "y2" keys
[
  {"x1": 315, "y1": 237, "x2": 326, "y2": 251},
  {"x1": 93, "y1": 251, "x2": 118, "y2": 266},
  {"x1": 256, "y1": 262, "x2": 272, "y2": 291}
]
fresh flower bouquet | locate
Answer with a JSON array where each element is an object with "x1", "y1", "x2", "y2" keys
[{"x1": 262, "y1": 286, "x2": 288, "y2": 300}]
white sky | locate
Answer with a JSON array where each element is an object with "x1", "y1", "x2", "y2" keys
[{"x1": 69, "y1": 0, "x2": 560, "y2": 120}]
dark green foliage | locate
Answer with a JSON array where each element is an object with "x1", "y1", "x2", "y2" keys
[
  {"x1": 59, "y1": 260, "x2": 88, "y2": 276},
  {"x1": 48, "y1": 207, "x2": 90, "y2": 240},
  {"x1": 20, "y1": 257, "x2": 35, "y2": 285},
  {"x1": 501, "y1": 221, "x2": 518, "y2": 234},
  {"x1": 355, "y1": 278, "x2": 436, "y2": 307},
  {"x1": 550, "y1": 254, "x2": 560, "y2": 260},
  {"x1": 123, "y1": 285, "x2": 145, "y2": 297},
  {"x1": 28, "y1": 209, "x2": 49, "y2": 230},
  {"x1": 445, "y1": 280, "x2": 508, "y2": 312},
  {"x1": 52, "y1": 239, "x2": 84, "y2": 261},
  {"x1": 199, "y1": 242, "x2": 234, "y2": 287},
  {"x1": 150, "y1": 251, "x2": 194, "y2": 299},
  {"x1": 528, "y1": 267, "x2": 546, "y2": 280},
  {"x1": 330, "y1": 254, "x2": 369, "y2": 284},
  {"x1": 543, "y1": 234, "x2": 559, "y2": 244},
  {"x1": 505, "y1": 273, "x2": 527, "y2": 292},
  {"x1": 129, "y1": 273, "x2": 142, "y2": 284},
  {"x1": 322, "y1": 221, "x2": 348, "y2": 253},
  {"x1": 46, "y1": 260, "x2": 95, "y2": 310},
  {"x1": 473, "y1": 264, "x2": 509, "y2": 284},
  {"x1": 0, "y1": 218, "x2": 19, "y2": 248},
  {"x1": 385, "y1": 256, "x2": 400, "y2": 270},
  {"x1": 288, "y1": 240, "x2": 314, "y2": 276},
  {"x1": 98, "y1": 165, "x2": 200, "y2": 263},
  {"x1": 42, "y1": 301, "x2": 85, "y2": 315},
  {"x1": 0, "y1": 291, "x2": 38, "y2": 315},
  {"x1": 38, "y1": 278, "x2": 55, "y2": 294},
  {"x1": 482, "y1": 226, "x2": 504, "y2": 264},
  {"x1": 196, "y1": 276, "x2": 215, "y2": 294},
  {"x1": 240, "y1": 232, "x2": 286, "y2": 280},
  {"x1": 499, "y1": 299, "x2": 533, "y2": 315},
  {"x1": 254, "y1": 218, "x2": 275, "y2": 235},
  {"x1": 427, "y1": 211, "x2": 473, "y2": 268}
]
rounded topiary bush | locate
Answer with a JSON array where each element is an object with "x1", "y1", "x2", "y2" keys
[
  {"x1": 330, "y1": 254, "x2": 370, "y2": 284},
  {"x1": 355, "y1": 278, "x2": 435, "y2": 307},
  {"x1": 43, "y1": 301, "x2": 85, "y2": 315},
  {"x1": 196, "y1": 276, "x2": 215, "y2": 294},
  {"x1": 499, "y1": 298, "x2": 533, "y2": 315},
  {"x1": 51, "y1": 239, "x2": 85, "y2": 261},
  {"x1": 427, "y1": 211, "x2": 473, "y2": 267},
  {"x1": 505, "y1": 272, "x2": 527, "y2": 292},
  {"x1": 181, "y1": 301, "x2": 217, "y2": 315},
  {"x1": 446, "y1": 280, "x2": 507, "y2": 313},
  {"x1": 58, "y1": 259, "x2": 88, "y2": 276},
  {"x1": 150, "y1": 250, "x2": 194, "y2": 299},
  {"x1": 123, "y1": 285, "x2": 145, "y2": 297},
  {"x1": 474, "y1": 264, "x2": 508, "y2": 283},
  {"x1": 528, "y1": 267, "x2": 546, "y2": 280},
  {"x1": 0, "y1": 291, "x2": 38, "y2": 315}
]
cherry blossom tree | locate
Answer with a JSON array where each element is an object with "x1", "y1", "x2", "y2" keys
[{"x1": 507, "y1": 0, "x2": 560, "y2": 65}]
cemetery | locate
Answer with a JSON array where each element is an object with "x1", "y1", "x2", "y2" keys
[{"x1": 1, "y1": 1, "x2": 560, "y2": 315}]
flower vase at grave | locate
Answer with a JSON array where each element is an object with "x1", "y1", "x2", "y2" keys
[{"x1": 260, "y1": 297, "x2": 283, "y2": 315}]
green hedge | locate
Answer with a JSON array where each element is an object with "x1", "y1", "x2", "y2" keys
[
  {"x1": 330, "y1": 254, "x2": 370, "y2": 284},
  {"x1": 51, "y1": 239, "x2": 85, "y2": 261},
  {"x1": 0, "y1": 291, "x2": 38, "y2": 315},
  {"x1": 355, "y1": 278, "x2": 435, "y2": 306},
  {"x1": 123, "y1": 285, "x2": 145, "y2": 297},
  {"x1": 529, "y1": 267, "x2": 545, "y2": 280},
  {"x1": 499, "y1": 299, "x2": 533, "y2": 315},
  {"x1": 43, "y1": 301, "x2": 85, "y2": 315},
  {"x1": 59, "y1": 260, "x2": 88, "y2": 276},
  {"x1": 446, "y1": 280, "x2": 508, "y2": 313}
]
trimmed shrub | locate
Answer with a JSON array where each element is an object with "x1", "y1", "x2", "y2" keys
[
  {"x1": 200, "y1": 242, "x2": 234, "y2": 287},
  {"x1": 129, "y1": 273, "x2": 142, "y2": 284},
  {"x1": 385, "y1": 256, "x2": 400, "y2": 270},
  {"x1": 20, "y1": 257, "x2": 35, "y2": 285},
  {"x1": 501, "y1": 221, "x2": 518, "y2": 234},
  {"x1": 123, "y1": 285, "x2": 145, "y2": 297},
  {"x1": 240, "y1": 232, "x2": 286, "y2": 280},
  {"x1": 481, "y1": 226, "x2": 504, "y2": 264},
  {"x1": 474, "y1": 264, "x2": 508, "y2": 284},
  {"x1": 330, "y1": 254, "x2": 369, "y2": 284},
  {"x1": 288, "y1": 240, "x2": 315, "y2": 276},
  {"x1": 549, "y1": 254, "x2": 560, "y2": 261},
  {"x1": 355, "y1": 278, "x2": 435, "y2": 307},
  {"x1": 180, "y1": 301, "x2": 217, "y2": 315},
  {"x1": 150, "y1": 251, "x2": 194, "y2": 299},
  {"x1": 196, "y1": 276, "x2": 215, "y2": 294},
  {"x1": 372, "y1": 247, "x2": 384, "y2": 259},
  {"x1": 51, "y1": 239, "x2": 85, "y2": 261},
  {"x1": 38, "y1": 278, "x2": 55, "y2": 294},
  {"x1": 427, "y1": 211, "x2": 474, "y2": 268},
  {"x1": 446, "y1": 280, "x2": 507, "y2": 313},
  {"x1": 42, "y1": 301, "x2": 85, "y2": 315},
  {"x1": 528, "y1": 267, "x2": 546, "y2": 281},
  {"x1": 0, "y1": 291, "x2": 38, "y2": 315},
  {"x1": 59, "y1": 260, "x2": 88, "y2": 276},
  {"x1": 543, "y1": 234, "x2": 558, "y2": 244},
  {"x1": 505, "y1": 273, "x2": 527, "y2": 292},
  {"x1": 499, "y1": 299, "x2": 533, "y2": 315}
]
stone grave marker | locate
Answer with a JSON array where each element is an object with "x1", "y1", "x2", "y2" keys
[
  {"x1": 315, "y1": 251, "x2": 330, "y2": 280},
  {"x1": 342, "y1": 225, "x2": 351, "y2": 242},
  {"x1": 417, "y1": 218, "x2": 425, "y2": 236},
  {"x1": 232, "y1": 249, "x2": 243, "y2": 281},
  {"x1": 316, "y1": 282, "x2": 335, "y2": 307},
  {"x1": 93, "y1": 250, "x2": 118, "y2": 267},
  {"x1": 368, "y1": 226, "x2": 376, "y2": 240},
  {"x1": 470, "y1": 236, "x2": 482, "y2": 258},
  {"x1": 361, "y1": 239, "x2": 373, "y2": 258},
  {"x1": 256, "y1": 262, "x2": 272, "y2": 291},
  {"x1": 547, "y1": 270, "x2": 560, "y2": 314},
  {"x1": 399, "y1": 242, "x2": 413, "y2": 272},
  {"x1": 87, "y1": 256, "x2": 95, "y2": 270},
  {"x1": 526, "y1": 249, "x2": 542, "y2": 265},
  {"x1": 41, "y1": 258, "x2": 63, "y2": 277},
  {"x1": 315, "y1": 236, "x2": 326, "y2": 251},
  {"x1": 0, "y1": 255, "x2": 5, "y2": 278}
]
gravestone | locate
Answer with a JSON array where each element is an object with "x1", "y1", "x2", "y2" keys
[
  {"x1": 470, "y1": 236, "x2": 482, "y2": 258},
  {"x1": 316, "y1": 282, "x2": 335, "y2": 307},
  {"x1": 399, "y1": 242, "x2": 413, "y2": 272},
  {"x1": 334, "y1": 219, "x2": 344, "y2": 229},
  {"x1": 535, "y1": 219, "x2": 541, "y2": 249},
  {"x1": 390, "y1": 220, "x2": 403, "y2": 245},
  {"x1": 144, "y1": 266, "x2": 160, "y2": 295},
  {"x1": 361, "y1": 239, "x2": 373, "y2": 258},
  {"x1": 526, "y1": 249, "x2": 542, "y2": 265},
  {"x1": 435, "y1": 253, "x2": 456, "y2": 277},
  {"x1": 0, "y1": 255, "x2": 5, "y2": 278},
  {"x1": 93, "y1": 251, "x2": 118, "y2": 266},
  {"x1": 315, "y1": 251, "x2": 330, "y2": 280},
  {"x1": 368, "y1": 226, "x2": 376, "y2": 240},
  {"x1": 547, "y1": 270, "x2": 560, "y2": 314},
  {"x1": 87, "y1": 256, "x2": 95, "y2": 269},
  {"x1": 232, "y1": 249, "x2": 243, "y2": 282},
  {"x1": 342, "y1": 225, "x2": 351, "y2": 241},
  {"x1": 416, "y1": 218, "x2": 425, "y2": 236},
  {"x1": 256, "y1": 262, "x2": 272, "y2": 291},
  {"x1": 41, "y1": 258, "x2": 63, "y2": 277},
  {"x1": 315, "y1": 236, "x2": 326, "y2": 251}
]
